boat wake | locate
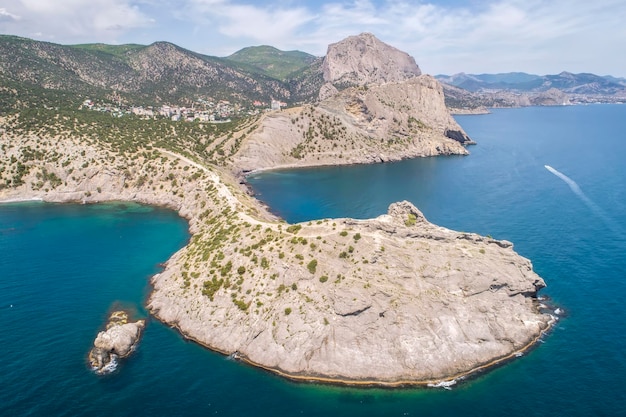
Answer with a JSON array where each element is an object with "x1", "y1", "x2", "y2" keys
[{"x1": 544, "y1": 165, "x2": 622, "y2": 236}]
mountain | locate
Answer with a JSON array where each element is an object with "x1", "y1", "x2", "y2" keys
[
  {"x1": 436, "y1": 71, "x2": 626, "y2": 111},
  {"x1": 225, "y1": 45, "x2": 317, "y2": 81},
  {"x1": 0, "y1": 35, "x2": 300, "y2": 109},
  {"x1": 319, "y1": 33, "x2": 421, "y2": 98},
  {"x1": 3, "y1": 33, "x2": 623, "y2": 116},
  {"x1": 231, "y1": 33, "x2": 473, "y2": 174},
  {"x1": 436, "y1": 71, "x2": 624, "y2": 95}
]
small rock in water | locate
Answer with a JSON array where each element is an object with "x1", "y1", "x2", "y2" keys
[{"x1": 88, "y1": 310, "x2": 145, "y2": 375}]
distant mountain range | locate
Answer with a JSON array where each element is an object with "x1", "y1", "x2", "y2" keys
[{"x1": 436, "y1": 72, "x2": 626, "y2": 95}]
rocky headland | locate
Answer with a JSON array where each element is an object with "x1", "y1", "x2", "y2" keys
[
  {"x1": 232, "y1": 34, "x2": 474, "y2": 174},
  {"x1": 0, "y1": 33, "x2": 554, "y2": 386}
]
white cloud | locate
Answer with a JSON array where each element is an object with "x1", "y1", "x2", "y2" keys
[
  {"x1": 179, "y1": 0, "x2": 315, "y2": 46},
  {"x1": 1, "y1": 0, "x2": 153, "y2": 42},
  {"x1": 1, "y1": 0, "x2": 624, "y2": 76},
  {"x1": 297, "y1": 0, "x2": 626, "y2": 75},
  {"x1": 0, "y1": 7, "x2": 20, "y2": 22}
]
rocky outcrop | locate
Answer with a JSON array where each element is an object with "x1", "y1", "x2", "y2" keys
[
  {"x1": 232, "y1": 34, "x2": 473, "y2": 174},
  {"x1": 149, "y1": 200, "x2": 553, "y2": 385},
  {"x1": 233, "y1": 75, "x2": 474, "y2": 173},
  {"x1": 88, "y1": 311, "x2": 145, "y2": 374},
  {"x1": 529, "y1": 88, "x2": 571, "y2": 106},
  {"x1": 321, "y1": 33, "x2": 421, "y2": 95}
]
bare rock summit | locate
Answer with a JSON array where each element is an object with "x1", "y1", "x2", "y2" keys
[{"x1": 322, "y1": 33, "x2": 422, "y2": 92}]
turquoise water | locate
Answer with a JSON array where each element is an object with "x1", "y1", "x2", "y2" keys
[{"x1": 2, "y1": 105, "x2": 626, "y2": 416}]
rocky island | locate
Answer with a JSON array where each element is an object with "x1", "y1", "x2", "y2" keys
[
  {"x1": 88, "y1": 311, "x2": 145, "y2": 374},
  {"x1": 0, "y1": 33, "x2": 554, "y2": 386}
]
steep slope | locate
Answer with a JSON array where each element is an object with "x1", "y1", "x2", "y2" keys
[
  {"x1": 123, "y1": 42, "x2": 292, "y2": 104},
  {"x1": 321, "y1": 33, "x2": 421, "y2": 93},
  {"x1": 0, "y1": 36, "x2": 293, "y2": 107},
  {"x1": 232, "y1": 34, "x2": 472, "y2": 173}
]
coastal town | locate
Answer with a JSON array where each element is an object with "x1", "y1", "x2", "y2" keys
[{"x1": 81, "y1": 97, "x2": 288, "y2": 122}]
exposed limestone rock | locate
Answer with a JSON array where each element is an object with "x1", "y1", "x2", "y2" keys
[
  {"x1": 318, "y1": 82, "x2": 339, "y2": 101},
  {"x1": 232, "y1": 34, "x2": 473, "y2": 174},
  {"x1": 530, "y1": 88, "x2": 571, "y2": 106},
  {"x1": 233, "y1": 75, "x2": 474, "y2": 173},
  {"x1": 148, "y1": 200, "x2": 552, "y2": 385},
  {"x1": 322, "y1": 33, "x2": 422, "y2": 90},
  {"x1": 88, "y1": 311, "x2": 145, "y2": 374}
]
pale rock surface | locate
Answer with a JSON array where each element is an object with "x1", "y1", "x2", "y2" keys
[
  {"x1": 322, "y1": 33, "x2": 422, "y2": 90},
  {"x1": 233, "y1": 34, "x2": 472, "y2": 174},
  {"x1": 233, "y1": 75, "x2": 473, "y2": 173},
  {"x1": 88, "y1": 311, "x2": 145, "y2": 374},
  {"x1": 148, "y1": 200, "x2": 553, "y2": 385}
]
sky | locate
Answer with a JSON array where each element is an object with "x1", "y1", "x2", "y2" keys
[{"x1": 1, "y1": 0, "x2": 624, "y2": 77}]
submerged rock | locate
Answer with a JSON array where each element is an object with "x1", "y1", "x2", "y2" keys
[{"x1": 88, "y1": 311, "x2": 145, "y2": 374}]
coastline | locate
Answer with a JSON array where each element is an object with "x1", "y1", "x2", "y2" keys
[
  {"x1": 234, "y1": 146, "x2": 471, "y2": 178},
  {"x1": 448, "y1": 107, "x2": 491, "y2": 115},
  {"x1": 1, "y1": 186, "x2": 556, "y2": 386},
  {"x1": 158, "y1": 310, "x2": 556, "y2": 387},
  {"x1": 1, "y1": 138, "x2": 554, "y2": 387}
]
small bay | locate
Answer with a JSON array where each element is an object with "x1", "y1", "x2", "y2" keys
[{"x1": 1, "y1": 104, "x2": 626, "y2": 416}]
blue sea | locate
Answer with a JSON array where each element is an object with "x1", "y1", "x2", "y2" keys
[{"x1": 2, "y1": 105, "x2": 626, "y2": 416}]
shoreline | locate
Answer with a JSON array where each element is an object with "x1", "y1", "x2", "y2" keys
[
  {"x1": 236, "y1": 146, "x2": 473, "y2": 178},
  {"x1": 0, "y1": 197, "x2": 44, "y2": 204},
  {"x1": 1, "y1": 191, "x2": 558, "y2": 388},
  {"x1": 156, "y1": 308, "x2": 557, "y2": 388},
  {"x1": 1, "y1": 146, "x2": 555, "y2": 388}
]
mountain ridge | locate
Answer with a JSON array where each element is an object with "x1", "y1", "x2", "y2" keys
[{"x1": 2, "y1": 34, "x2": 624, "y2": 113}]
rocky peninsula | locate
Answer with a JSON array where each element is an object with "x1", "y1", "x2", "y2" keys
[{"x1": 0, "y1": 33, "x2": 554, "y2": 386}]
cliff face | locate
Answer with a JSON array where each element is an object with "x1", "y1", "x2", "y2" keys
[
  {"x1": 322, "y1": 33, "x2": 422, "y2": 91},
  {"x1": 232, "y1": 76, "x2": 472, "y2": 173},
  {"x1": 232, "y1": 34, "x2": 473, "y2": 174}
]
